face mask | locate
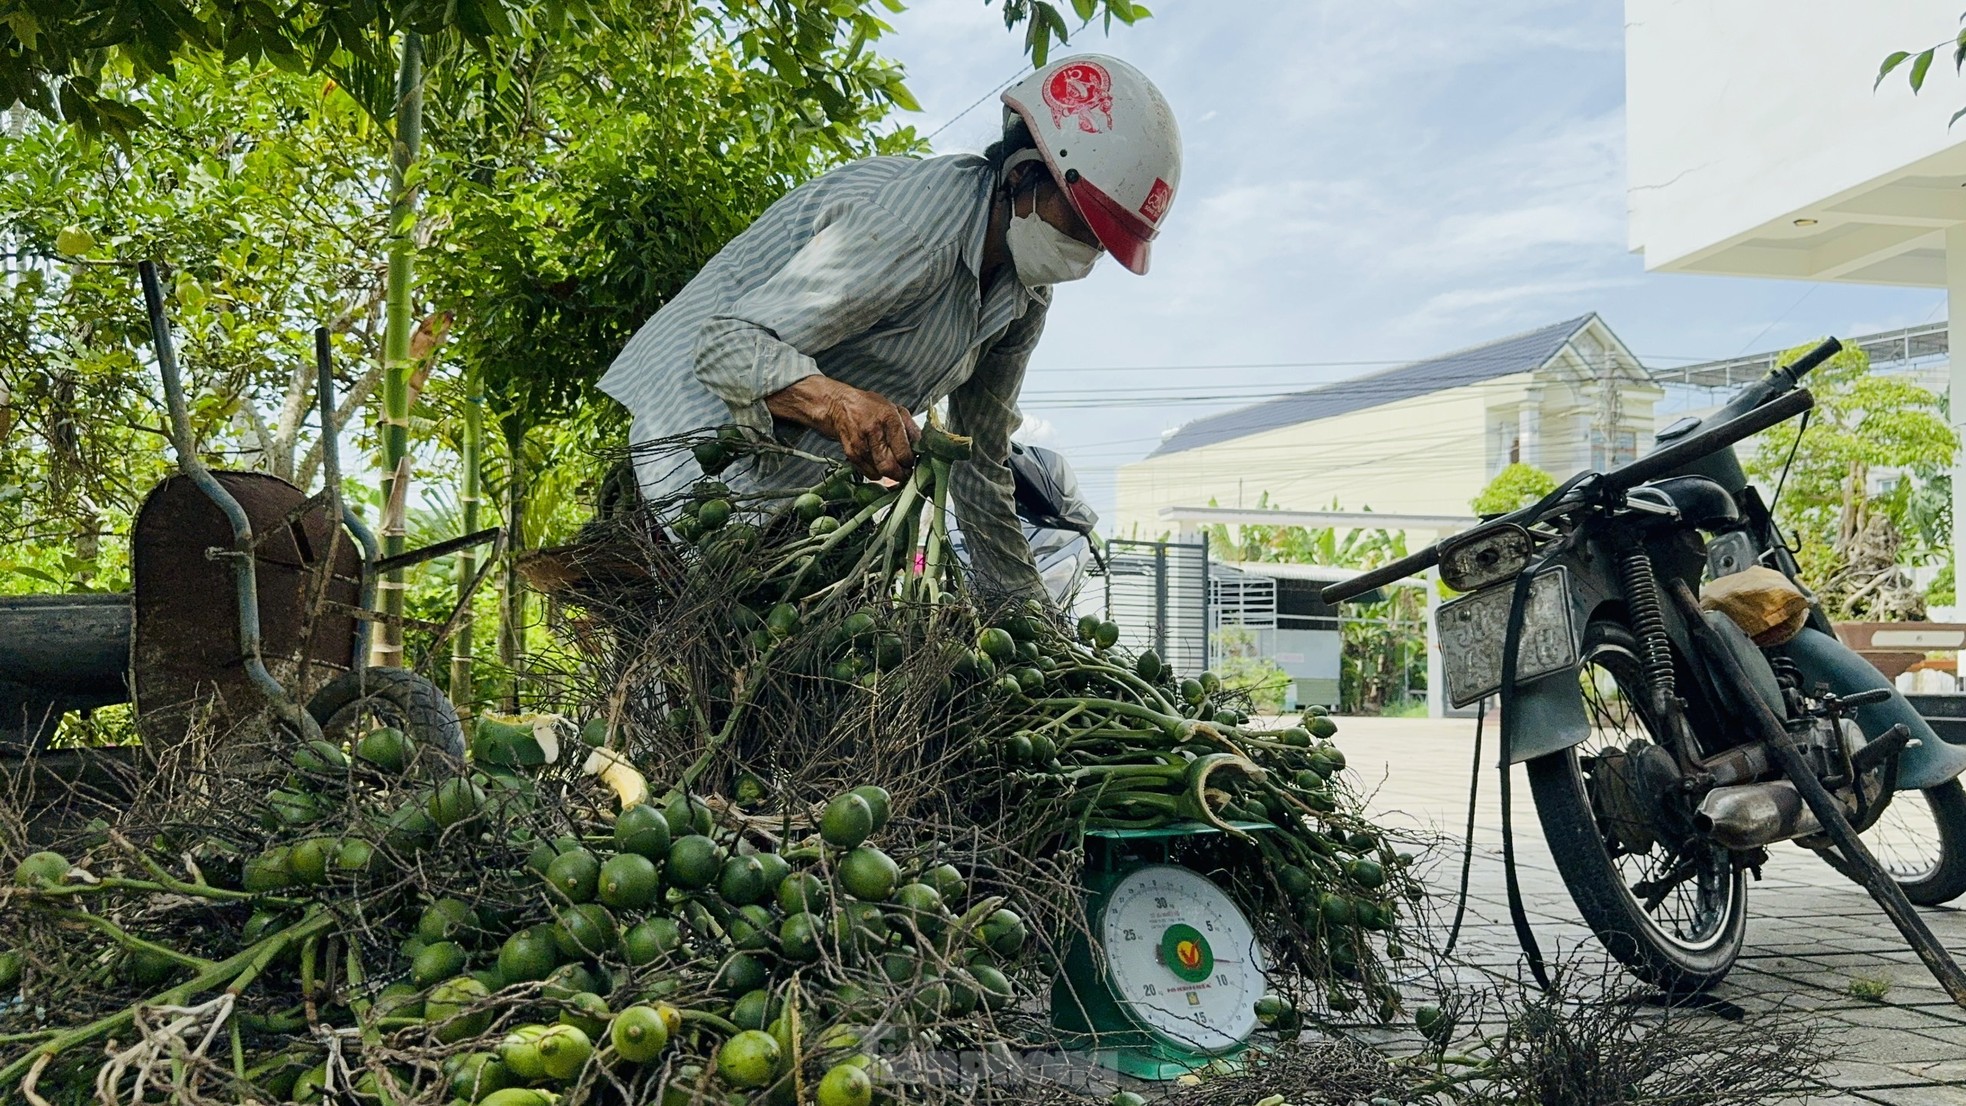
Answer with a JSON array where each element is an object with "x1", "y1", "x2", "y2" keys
[{"x1": 1006, "y1": 207, "x2": 1102, "y2": 288}]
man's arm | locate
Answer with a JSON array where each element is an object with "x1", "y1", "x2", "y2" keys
[
  {"x1": 948, "y1": 304, "x2": 1049, "y2": 602},
  {"x1": 695, "y1": 202, "x2": 945, "y2": 480}
]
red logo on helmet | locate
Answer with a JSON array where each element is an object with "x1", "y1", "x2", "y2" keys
[
  {"x1": 1042, "y1": 60, "x2": 1114, "y2": 134},
  {"x1": 1139, "y1": 178, "x2": 1172, "y2": 223}
]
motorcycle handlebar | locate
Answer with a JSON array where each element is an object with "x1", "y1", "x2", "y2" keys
[
  {"x1": 1599, "y1": 386, "x2": 1815, "y2": 494},
  {"x1": 1779, "y1": 337, "x2": 1842, "y2": 384},
  {"x1": 1318, "y1": 386, "x2": 1818, "y2": 605}
]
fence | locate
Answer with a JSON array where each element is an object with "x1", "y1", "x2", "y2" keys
[{"x1": 1096, "y1": 537, "x2": 1211, "y2": 675}]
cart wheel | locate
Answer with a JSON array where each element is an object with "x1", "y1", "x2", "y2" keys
[{"x1": 306, "y1": 667, "x2": 465, "y2": 768}]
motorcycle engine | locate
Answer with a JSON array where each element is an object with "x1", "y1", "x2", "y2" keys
[{"x1": 1587, "y1": 740, "x2": 1690, "y2": 855}]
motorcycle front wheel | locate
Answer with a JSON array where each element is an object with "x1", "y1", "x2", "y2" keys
[{"x1": 1526, "y1": 619, "x2": 1747, "y2": 993}]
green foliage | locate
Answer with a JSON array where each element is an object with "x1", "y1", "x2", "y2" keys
[
  {"x1": 1203, "y1": 494, "x2": 1427, "y2": 715},
  {"x1": 1211, "y1": 627, "x2": 1289, "y2": 713},
  {"x1": 1930, "y1": 560, "x2": 1956, "y2": 607},
  {"x1": 1472, "y1": 463, "x2": 1556, "y2": 517},
  {"x1": 0, "y1": 60, "x2": 390, "y2": 594},
  {"x1": 1879, "y1": 16, "x2": 1966, "y2": 126},
  {"x1": 0, "y1": 0, "x2": 535, "y2": 141},
  {"x1": 9, "y1": 0, "x2": 1150, "y2": 141},
  {"x1": 1744, "y1": 340, "x2": 1955, "y2": 581},
  {"x1": 419, "y1": 26, "x2": 898, "y2": 444}
]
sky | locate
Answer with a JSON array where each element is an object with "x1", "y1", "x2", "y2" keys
[{"x1": 872, "y1": 0, "x2": 1948, "y2": 522}]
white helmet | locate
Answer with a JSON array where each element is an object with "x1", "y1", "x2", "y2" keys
[{"x1": 1001, "y1": 53, "x2": 1181, "y2": 275}]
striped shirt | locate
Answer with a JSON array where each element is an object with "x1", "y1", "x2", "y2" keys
[{"x1": 598, "y1": 153, "x2": 1050, "y2": 600}]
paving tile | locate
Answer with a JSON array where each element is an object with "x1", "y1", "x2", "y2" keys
[
  {"x1": 1853, "y1": 1087, "x2": 1966, "y2": 1106},
  {"x1": 1828, "y1": 1005, "x2": 1966, "y2": 1033},
  {"x1": 1339, "y1": 716, "x2": 1966, "y2": 1098}
]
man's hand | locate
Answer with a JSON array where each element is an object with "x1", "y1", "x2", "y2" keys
[{"x1": 765, "y1": 375, "x2": 920, "y2": 483}]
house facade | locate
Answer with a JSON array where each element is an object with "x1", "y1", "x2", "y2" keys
[{"x1": 1113, "y1": 314, "x2": 1662, "y2": 538}]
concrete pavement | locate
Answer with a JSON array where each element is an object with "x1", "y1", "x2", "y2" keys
[{"x1": 1334, "y1": 714, "x2": 1966, "y2": 1105}]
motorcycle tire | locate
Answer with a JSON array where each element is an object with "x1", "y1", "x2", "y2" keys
[
  {"x1": 1525, "y1": 619, "x2": 1747, "y2": 994},
  {"x1": 306, "y1": 666, "x2": 466, "y2": 767},
  {"x1": 1824, "y1": 779, "x2": 1966, "y2": 907}
]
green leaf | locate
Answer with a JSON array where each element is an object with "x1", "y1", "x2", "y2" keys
[
  {"x1": 886, "y1": 78, "x2": 921, "y2": 113},
  {"x1": 1070, "y1": 0, "x2": 1096, "y2": 20},
  {"x1": 1911, "y1": 46, "x2": 1937, "y2": 92},
  {"x1": 223, "y1": 29, "x2": 260, "y2": 64},
  {"x1": 877, "y1": 0, "x2": 906, "y2": 11},
  {"x1": 1038, "y1": 1, "x2": 1070, "y2": 43},
  {"x1": 1950, "y1": 104, "x2": 1966, "y2": 127},
  {"x1": 1877, "y1": 49, "x2": 1911, "y2": 89}
]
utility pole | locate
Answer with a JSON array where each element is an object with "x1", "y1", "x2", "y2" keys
[{"x1": 1599, "y1": 346, "x2": 1623, "y2": 465}]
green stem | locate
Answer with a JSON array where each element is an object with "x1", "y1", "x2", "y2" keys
[
  {"x1": 775, "y1": 490, "x2": 896, "y2": 598},
  {"x1": 1060, "y1": 763, "x2": 1187, "y2": 784},
  {"x1": 680, "y1": 669, "x2": 766, "y2": 791},
  {"x1": 49, "y1": 909, "x2": 216, "y2": 971},
  {"x1": 20, "y1": 875, "x2": 281, "y2": 905},
  {"x1": 1060, "y1": 660, "x2": 1179, "y2": 716},
  {"x1": 1034, "y1": 697, "x2": 1189, "y2": 736},
  {"x1": 452, "y1": 383, "x2": 483, "y2": 711},
  {"x1": 677, "y1": 1008, "x2": 742, "y2": 1035},
  {"x1": 0, "y1": 909, "x2": 336, "y2": 1087},
  {"x1": 872, "y1": 466, "x2": 928, "y2": 585},
  {"x1": 922, "y1": 457, "x2": 954, "y2": 599}
]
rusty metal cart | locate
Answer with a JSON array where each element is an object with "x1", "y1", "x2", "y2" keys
[{"x1": 0, "y1": 262, "x2": 497, "y2": 802}]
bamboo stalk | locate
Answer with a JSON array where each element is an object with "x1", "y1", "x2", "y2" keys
[
  {"x1": 372, "y1": 30, "x2": 425, "y2": 669},
  {"x1": 451, "y1": 384, "x2": 483, "y2": 711}
]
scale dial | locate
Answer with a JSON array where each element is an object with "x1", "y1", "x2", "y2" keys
[{"x1": 1096, "y1": 864, "x2": 1265, "y2": 1054}]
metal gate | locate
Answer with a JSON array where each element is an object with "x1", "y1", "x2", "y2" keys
[{"x1": 1097, "y1": 537, "x2": 1211, "y2": 674}]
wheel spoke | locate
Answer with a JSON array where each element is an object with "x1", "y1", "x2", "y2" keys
[{"x1": 1573, "y1": 641, "x2": 1736, "y2": 954}]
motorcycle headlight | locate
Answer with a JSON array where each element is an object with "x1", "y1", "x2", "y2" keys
[{"x1": 1439, "y1": 523, "x2": 1533, "y2": 592}]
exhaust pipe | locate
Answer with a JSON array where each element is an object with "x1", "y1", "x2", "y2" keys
[{"x1": 1695, "y1": 780, "x2": 1824, "y2": 849}]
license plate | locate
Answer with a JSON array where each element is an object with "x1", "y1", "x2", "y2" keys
[{"x1": 1439, "y1": 568, "x2": 1578, "y2": 708}]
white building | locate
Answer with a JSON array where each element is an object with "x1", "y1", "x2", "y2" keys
[
  {"x1": 1113, "y1": 314, "x2": 1660, "y2": 539},
  {"x1": 1625, "y1": 0, "x2": 1966, "y2": 580}
]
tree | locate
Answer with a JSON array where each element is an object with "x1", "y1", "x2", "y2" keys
[
  {"x1": 0, "y1": 61, "x2": 394, "y2": 593},
  {"x1": 5, "y1": 0, "x2": 1145, "y2": 138},
  {"x1": 1745, "y1": 340, "x2": 1956, "y2": 619},
  {"x1": 1472, "y1": 462, "x2": 1556, "y2": 517}
]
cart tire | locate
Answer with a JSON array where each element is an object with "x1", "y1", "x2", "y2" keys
[{"x1": 306, "y1": 667, "x2": 465, "y2": 767}]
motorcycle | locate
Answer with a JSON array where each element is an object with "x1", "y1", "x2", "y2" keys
[
  {"x1": 952, "y1": 441, "x2": 1104, "y2": 609},
  {"x1": 1322, "y1": 339, "x2": 1966, "y2": 998}
]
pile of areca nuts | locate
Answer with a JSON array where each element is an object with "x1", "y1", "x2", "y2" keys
[{"x1": 0, "y1": 430, "x2": 1421, "y2": 1105}]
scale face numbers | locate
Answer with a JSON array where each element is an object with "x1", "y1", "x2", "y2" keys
[{"x1": 1096, "y1": 864, "x2": 1265, "y2": 1054}]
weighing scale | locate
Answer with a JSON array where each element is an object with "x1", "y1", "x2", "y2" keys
[{"x1": 1051, "y1": 821, "x2": 1272, "y2": 1080}]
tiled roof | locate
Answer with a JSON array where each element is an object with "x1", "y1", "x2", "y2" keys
[{"x1": 1147, "y1": 314, "x2": 1597, "y2": 457}]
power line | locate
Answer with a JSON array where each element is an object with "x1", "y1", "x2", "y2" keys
[{"x1": 924, "y1": 67, "x2": 1028, "y2": 143}]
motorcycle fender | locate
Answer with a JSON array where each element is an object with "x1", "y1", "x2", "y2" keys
[
  {"x1": 1776, "y1": 627, "x2": 1966, "y2": 790},
  {"x1": 1498, "y1": 668, "x2": 1590, "y2": 767}
]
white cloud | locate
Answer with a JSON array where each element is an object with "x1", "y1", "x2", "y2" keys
[{"x1": 1017, "y1": 414, "x2": 1058, "y2": 444}]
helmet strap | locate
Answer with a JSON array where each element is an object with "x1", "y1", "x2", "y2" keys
[{"x1": 1000, "y1": 148, "x2": 1047, "y2": 201}]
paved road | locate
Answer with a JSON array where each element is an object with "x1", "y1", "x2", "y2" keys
[{"x1": 1334, "y1": 714, "x2": 1966, "y2": 1106}]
